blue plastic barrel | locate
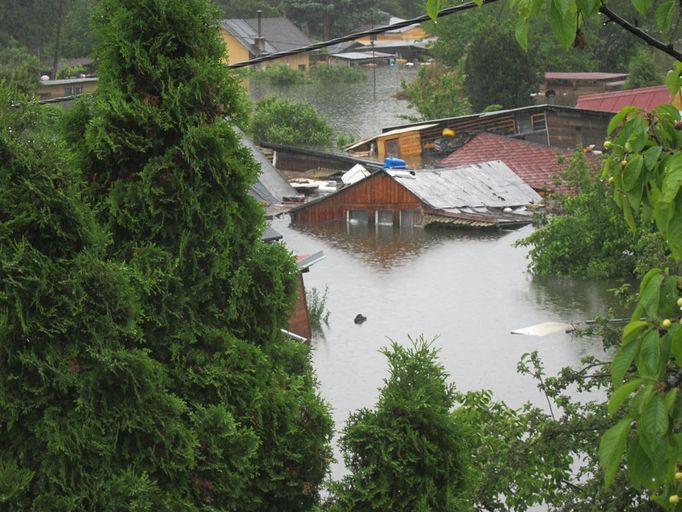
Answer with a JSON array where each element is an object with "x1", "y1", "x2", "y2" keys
[{"x1": 384, "y1": 157, "x2": 407, "y2": 169}]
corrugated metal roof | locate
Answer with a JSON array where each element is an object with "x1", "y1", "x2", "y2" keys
[
  {"x1": 392, "y1": 161, "x2": 542, "y2": 209},
  {"x1": 331, "y1": 51, "x2": 394, "y2": 60},
  {"x1": 575, "y1": 85, "x2": 673, "y2": 113},
  {"x1": 545, "y1": 71, "x2": 629, "y2": 81}
]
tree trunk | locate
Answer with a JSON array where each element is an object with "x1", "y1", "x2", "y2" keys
[{"x1": 51, "y1": 0, "x2": 66, "y2": 79}]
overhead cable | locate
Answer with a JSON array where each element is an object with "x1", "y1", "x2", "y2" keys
[{"x1": 228, "y1": 0, "x2": 501, "y2": 69}]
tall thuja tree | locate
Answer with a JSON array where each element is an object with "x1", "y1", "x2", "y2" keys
[
  {"x1": 64, "y1": 0, "x2": 332, "y2": 509},
  {"x1": 0, "y1": 86, "x2": 222, "y2": 510}
]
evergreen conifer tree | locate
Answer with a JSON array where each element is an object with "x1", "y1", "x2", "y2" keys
[
  {"x1": 329, "y1": 339, "x2": 470, "y2": 512},
  {"x1": 0, "y1": 86, "x2": 230, "y2": 510},
  {"x1": 63, "y1": 0, "x2": 333, "y2": 509}
]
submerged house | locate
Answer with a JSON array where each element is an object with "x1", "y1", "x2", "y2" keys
[{"x1": 290, "y1": 161, "x2": 542, "y2": 229}]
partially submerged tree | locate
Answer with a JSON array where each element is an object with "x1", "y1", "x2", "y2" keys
[
  {"x1": 62, "y1": 0, "x2": 333, "y2": 509},
  {"x1": 251, "y1": 95, "x2": 334, "y2": 148}
]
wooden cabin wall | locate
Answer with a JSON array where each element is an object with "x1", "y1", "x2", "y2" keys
[
  {"x1": 291, "y1": 173, "x2": 422, "y2": 224},
  {"x1": 288, "y1": 273, "x2": 312, "y2": 341},
  {"x1": 545, "y1": 110, "x2": 612, "y2": 150}
]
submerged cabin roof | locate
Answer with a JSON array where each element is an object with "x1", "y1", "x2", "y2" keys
[
  {"x1": 391, "y1": 161, "x2": 542, "y2": 208},
  {"x1": 439, "y1": 133, "x2": 573, "y2": 192},
  {"x1": 575, "y1": 85, "x2": 673, "y2": 113},
  {"x1": 237, "y1": 129, "x2": 300, "y2": 213}
]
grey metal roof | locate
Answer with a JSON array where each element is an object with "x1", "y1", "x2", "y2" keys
[
  {"x1": 236, "y1": 128, "x2": 298, "y2": 207},
  {"x1": 221, "y1": 17, "x2": 311, "y2": 56},
  {"x1": 332, "y1": 51, "x2": 394, "y2": 61},
  {"x1": 390, "y1": 161, "x2": 542, "y2": 208},
  {"x1": 40, "y1": 77, "x2": 98, "y2": 86}
]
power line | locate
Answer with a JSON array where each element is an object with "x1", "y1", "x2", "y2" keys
[
  {"x1": 228, "y1": 0, "x2": 501, "y2": 69},
  {"x1": 227, "y1": 0, "x2": 682, "y2": 68}
]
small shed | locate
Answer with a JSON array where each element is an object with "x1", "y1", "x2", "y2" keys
[
  {"x1": 539, "y1": 71, "x2": 629, "y2": 107},
  {"x1": 346, "y1": 123, "x2": 438, "y2": 167},
  {"x1": 328, "y1": 51, "x2": 395, "y2": 67},
  {"x1": 290, "y1": 161, "x2": 542, "y2": 229}
]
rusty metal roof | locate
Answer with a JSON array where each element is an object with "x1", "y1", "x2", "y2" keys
[{"x1": 390, "y1": 161, "x2": 542, "y2": 209}]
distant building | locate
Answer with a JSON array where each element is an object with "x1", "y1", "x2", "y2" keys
[
  {"x1": 346, "y1": 105, "x2": 613, "y2": 167},
  {"x1": 290, "y1": 161, "x2": 541, "y2": 229},
  {"x1": 37, "y1": 77, "x2": 98, "y2": 100},
  {"x1": 538, "y1": 71, "x2": 629, "y2": 107},
  {"x1": 220, "y1": 15, "x2": 311, "y2": 70},
  {"x1": 575, "y1": 85, "x2": 675, "y2": 113},
  {"x1": 354, "y1": 16, "x2": 428, "y2": 43}
]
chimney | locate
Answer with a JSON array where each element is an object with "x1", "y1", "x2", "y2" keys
[{"x1": 254, "y1": 10, "x2": 265, "y2": 56}]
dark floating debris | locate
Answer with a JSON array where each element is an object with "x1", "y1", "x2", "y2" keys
[{"x1": 354, "y1": 314, "x2": 367, "y2": 324}]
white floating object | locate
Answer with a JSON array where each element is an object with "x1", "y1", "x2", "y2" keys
[{"x1": 511, "y1": 321, "x2": 576, "y2": 336}]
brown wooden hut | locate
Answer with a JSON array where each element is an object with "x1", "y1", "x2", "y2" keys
[{"x1": 289, "y1": 161, "x2": 542, "y2": 229}]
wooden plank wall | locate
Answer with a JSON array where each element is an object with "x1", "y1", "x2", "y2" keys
[
  {"x1": 291, "y1": 173, "x2": 422, "y2": 224},
  {"x1": 546, "y1": 110, "x2": 612, "y2": 150},
  {"x1": 288, "y1": 273, "x2": 312, "y2": 341}
]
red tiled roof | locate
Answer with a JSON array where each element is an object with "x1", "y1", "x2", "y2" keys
[
  {"x1": 575, "y1": 85, "x2": 673, "y2": 113},
  {"x1": 545, "y1": 71, "x2": 629, "y2": 81},
  {"x1": 439, "y1": 133, "x2": 573, "y2": 192}
]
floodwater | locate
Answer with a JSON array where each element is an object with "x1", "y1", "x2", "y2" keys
[
  {"x1": 272, "y1": 217, "x2": 624, "y2": 477},
  {"x1": 247, "y1": 65, "x2": 420, "y2": 140}
]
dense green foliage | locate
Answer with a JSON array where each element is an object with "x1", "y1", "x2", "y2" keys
[
  {"x1": 251, "y1": 64, "x2": 310, "y2": 85},
  {"x1": 0, "y1": 85, "x2": 209, "y2": 510},
  {"x1": 310, "y1": 64, "x2": 367, "y2": 84},
  {"x1": 623, "y1": 47, "x2": 665, "y2": 89},
  {"x1": 400, "y1": 63, "x2": 471, "y2": 120},
  {"x1": 596, "y1": 68, "x2": 682, "y2": 506},
  {"x1": 328, "y1": 339, "x2": 470, "y2": 512},
  {"x1": 463, "y1": 24, "x2": 540, "y2": 111},
  {"x1": 516, "y1": 151, "x2": 673, "y2": 279},
  {"x1": 252, "y1": 96, "x2": 334, "y2": 148},
  {"x1": 60, "y1": 0, "x2": 332, "y2": 509},
  {"x1": 0, "y1": 39, "x2": 41, "y2": 94}
]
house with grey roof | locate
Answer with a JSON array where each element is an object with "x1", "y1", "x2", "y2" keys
[
  {"x1": 290, "y1": 161, "x2": 542, "y2": 229},
  {"x1": 220, "y1": 15, "x2": 312, "y2": 70}
]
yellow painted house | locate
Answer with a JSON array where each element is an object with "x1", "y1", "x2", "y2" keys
[
  {"x1": 355, "y1": 17, "x2": 427, "y2": 44},
  {"x1": 220, "y1": 17, "x2": 311, "y2": 70},
  {"x1": 37, "y1": 77, "x2": 98, "y2": 100}
]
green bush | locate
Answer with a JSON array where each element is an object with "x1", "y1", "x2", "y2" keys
[
  {"x1": 252, "y1": 63, "x2": 309, "y2": 85},
  {"x1": 400, "y1": 63, "x2": 471, "y2": 121},
  {"x1": 515, "y1": 151, "x2": 672, "y2": 279},
  {"x1": 328, "y1": 338, "x2": 471, "y2": 512},
  {"x1": 252, "y1": 96, "x2": 334, "y2": 148},
  {"x1": 310, "y1": 63, "x2": 367, "y2": 83}
]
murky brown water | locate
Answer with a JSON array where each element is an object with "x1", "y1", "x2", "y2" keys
[{"x1": 272, "y1": 217, "x2": 624, "y2": 477}]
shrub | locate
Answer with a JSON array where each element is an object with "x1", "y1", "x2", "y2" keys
[
  {"x1": 252, "y1": 96, "x2": 334, "y2": 148},
  {"x1": 310, "y1": 63, "x2": 367, "y2": 83},
  {"x1": 328, "y1": 338, "x2": 471, "y2": 512},
  {"x1": 515, "y1": 151, "x2": 672, "y2": 279},
  {"x1": 252, "y1": 63, "x2": 309, "y2": 85}
]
